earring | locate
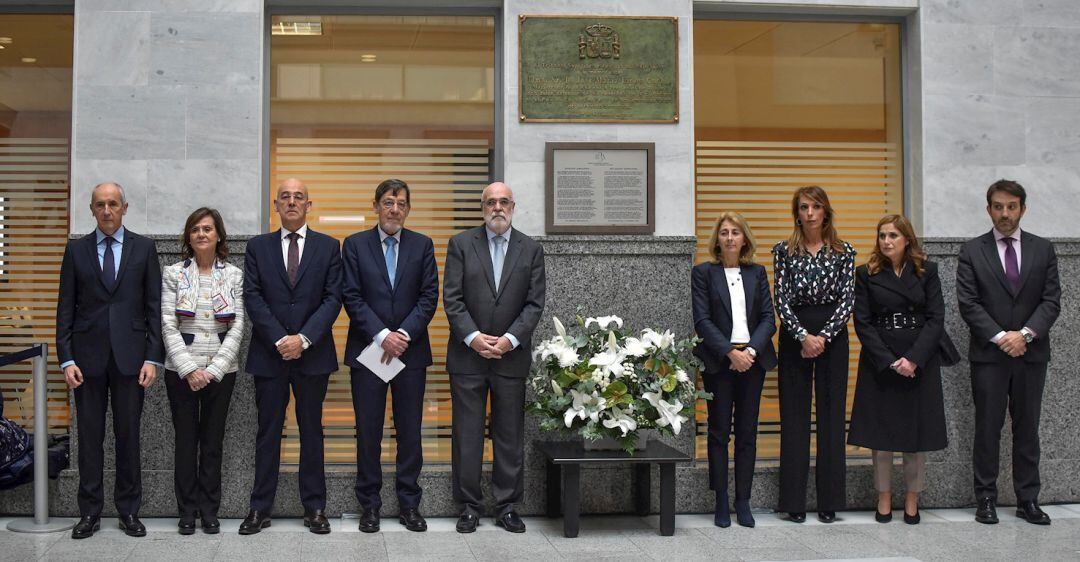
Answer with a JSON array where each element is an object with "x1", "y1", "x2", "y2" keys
[{"x1": 795, "y1": 218, "x2": 802, "y2": 226}]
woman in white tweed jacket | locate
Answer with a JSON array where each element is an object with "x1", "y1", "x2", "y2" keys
[{"x1": 160, "y1": 207, "x2": 245, "y2": 535}]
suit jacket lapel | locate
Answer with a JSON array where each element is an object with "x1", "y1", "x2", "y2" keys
[
  {"x1": 979, "y1": 233, "x2": 1013, "y2": 296},
  {"x1": 292, "y1": 228, "x2": 319, "y2": 287},
  {"x1": 870, "y1": 262, "x2": 918, "y2": 302},
  {"x1": 1017, "y1": 231, "x2": 1035, "y2": 292},
  {"x1": 109, "y1": 231, "x2": 136, "y2": 294},
  {"x1": 711, "y1": 265, "x2": 732, "y2": 320},
  {"x1": 367, "y1": 228, "x2": 394, "y2": 292},
  {"x1": 471, "y1": 228, "x2": 497, "y2": 297},
  {"x1": 271, "y1": 229, "x2": 291, "y2": 287},
  {"x1": 496, "y1": 229, "x2": 523, "y2": 298},
  {"x1": 84, "y1": 234, "x2": 109, "y2": 292}
]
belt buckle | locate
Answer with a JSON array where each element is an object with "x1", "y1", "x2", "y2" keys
[{"x1": 892, "y1": 312, "x2": 904, "y2": 328}]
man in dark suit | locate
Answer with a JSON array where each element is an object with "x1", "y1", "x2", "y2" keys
[
  {"x1": 443, "y1": 181, "x2": 546, "y2": 534},
  {"x1": 56, "y1": 182, "x2": 164, "y2": 539},
  {"x1": 957, "y1": 179, "x2": 1061, "y2": 525},
  {"x1": 239, "y1": 178, "x2": 342, "y2": 535},
  {"x1": 342, "y1": 179, "x2": 438, "y2": 533}
]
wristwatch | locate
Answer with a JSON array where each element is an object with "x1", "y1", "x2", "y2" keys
[
  {"x1": 795, "y1": 330, "x2": 807, "y2": 342},
  {"x1": 1020, "y1": 328, "x2": 1034, "y2": 344},
  {"x1": 745, "y1": 347, "x2": 757, "y2": 359}
]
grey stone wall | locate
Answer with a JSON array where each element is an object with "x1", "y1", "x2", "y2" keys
[{"x1": 3, "y1": 235, "x2": 1077, "y2": 518}]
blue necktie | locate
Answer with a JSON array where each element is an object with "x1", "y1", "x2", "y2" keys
[
  {"x1": 492, "y1": 235, "x2": 505, "y2": 291},
  {"x1": 102, "y1": 236, "x2": 116, "y2": 289},
  {"x1": 385, "y1": 236, "x2": 397, "y2": 289}
]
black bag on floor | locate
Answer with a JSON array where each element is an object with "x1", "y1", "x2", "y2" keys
[{"x1": 0, "y1": 419, "x2": 69, "y2": 490}]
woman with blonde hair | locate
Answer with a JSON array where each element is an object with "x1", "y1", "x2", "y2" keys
[
  {"x1": 692, "y1": 211, "x2": 777, "y2": 527},
  {"x1": 772, "y1": 186, "x2": 856, "y2": 523},
  {"x1": 848, "y1": 214, "x2": 951, "y2": 525}
]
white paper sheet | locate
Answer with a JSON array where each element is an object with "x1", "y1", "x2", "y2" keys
[{"x1": 358, "y1": 341, "x2": 405, "y2": 383}]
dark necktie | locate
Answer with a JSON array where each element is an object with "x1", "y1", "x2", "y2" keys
[
  {"x1": 287, "y1": 232, "x2": 300, "y2": 287},
  {"x1": 1003, "y1": 237, "x2": 1020, "y2": 293},
  {"x1": 102, "y1": 236, "x2": 116, "y2": 289}
]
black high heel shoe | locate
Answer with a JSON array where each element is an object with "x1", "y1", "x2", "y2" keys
[
  {"x1": 714, "y1": 491, "x2": 731, "y2": 528},
  {"x1": 875, "y1": 510, "x2": 892, "y2": 523}
]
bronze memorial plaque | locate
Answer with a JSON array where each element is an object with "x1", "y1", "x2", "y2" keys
[
  {"x1": 519, "y1": 15, "x2": 678, "y2": 123},
  {"x1": 545, "y1": 142, "x2": 655, "y2": 235}
]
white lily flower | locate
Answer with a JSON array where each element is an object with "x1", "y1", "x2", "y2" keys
[
  {"x1": 585, "y1": 315, "x2": 623, "y2": 330},
  {"x1": 553, "y1": 316, "x2": 567, "y2": 339},
  {"x1": 588, "y1": 349, "x2": 625, "y2": 378},
  {"x1": 602, "y1": 407, "x2": 638, "y2": 437},
  {"x1": 641, "y1": 329, "x2": 676, "y2": 350},
  {"x1": 621, "y1": 336, "x2": 650, "y2": 357},
  {"x1": 643, "y1": 391, "x2": 688, "y2": 435},
  {"x1": 550, "y1": 379, "x2": 564, "y2": 397},
  {"x1": 564, "y1": 389, "x2": 607, "y2": 428}
]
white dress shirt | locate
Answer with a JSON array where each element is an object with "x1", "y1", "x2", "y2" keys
[
  {"x1": 463, "y1": 227, "x2": 519, "y2": 350},
  {"x1": 725, "y1": 268, "x2": 751, "y2": 344},
  {"x1": 280, "y1": 223, "x2": 309, "y2": 265}
]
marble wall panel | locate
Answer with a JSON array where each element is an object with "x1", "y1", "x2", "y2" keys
[
  {"x1": 186, "y1": 85, "x2": 261, "y2": 160},
  {"x1": 921, "y1": 0, "x2": 1024, "y2": 24},
  {"x1": 922, "y1": 94, "x2": 1026, "y2": 170},
  {"x1": 75, "y1": 10, "x2": 150, "y2": 87},
  {"x1": 921, "y1": 23, "x2": 994, "y2": 95},
  {"x1": 1025, "y1": 97, "x2": 1080, "y2": 166},
  {"x1": 994, "y1": 25, "x2": 1080, "y2": 97},
  {"x1": 1022, "y1": 0, "x2": 1080, "y2": 27},
  {"x1": 149, "y1": 13, "x2": 261, "y2": 87},
  {"x1": 147, "y1": 159, "x2": 262, "y2": 235},
  {"x1": 81, "y1": 0, "x2": 262, "y2": 13},
  {"x1": 73, "y1": 85, "x2": 187, "y2": 161}
]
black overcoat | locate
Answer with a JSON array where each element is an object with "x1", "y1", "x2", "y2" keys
[{"x1": 848, "y1": 260, "x2": 948, "y2": 452}]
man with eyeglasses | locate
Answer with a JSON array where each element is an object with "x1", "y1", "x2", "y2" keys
[
  {"x1": 443, "y1": 182, "x2": 546, "y2": 533},
  {"x1": 240, "y1": 178, "x2": 342, "y2": 535},
  {"x1": 341, "y1": 179, "x2": 438, "y2": 533}
]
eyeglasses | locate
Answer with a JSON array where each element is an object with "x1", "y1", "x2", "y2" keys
[
  {"x1": 278, "y1": 192, "x2": 307, "y2": 202},
  {"x1": 482, "y1": 198, "x2": 513, "y2": 208},
  {"x1": 380, "y1": 200, "x2": 410, "y2": 210}
]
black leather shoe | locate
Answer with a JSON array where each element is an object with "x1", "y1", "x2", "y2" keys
[
  {"x1": 734, "y1": 500, "x2": 755, "y2": 528},
  {"x1": 239, "y1": 510, "x2": 272, "y2": 535},
  {"x1": 304, "y1": 509, "x2": 331, "y2": 534},
  {"x1": 903, "y1": 510, "x2": 920, "y2": 525},
  {"x1": 787, "y1": 512, "x2": 806, "y2": 523},
  {"x1": 456, "y1": 513, "x2": 478, "y2": 533},
  {"x1": 975, "y1": 497, "x2": 998, "y2": 524},
  {"x1": 71, "y1": 515, "x2": 100, "y2": 539},
  {"x1": 1016, "y1": 500, "x2": 1051, "y2": 525},
  {"x1": 399, "y1": 507, "x2": 427, "y2": 532},
  {"x1": 817, "y1": 511, "x2": 836, "y2": 523},
  {"x1": 875, "y1": 510, "x2": 892, "y2": 523},
  {"x1": 359, "y1": 508, "x2": 380, "y2": 533},
  {"x1": 118, "y1": 514, "x2": 146, "y2": 537},
  {"x1": 201, "y1": 514, "x2": 220, "y2": 534},
  {"x1": 495, "y1": 511, "x2": 526, "y2": 533},
  {"x1": 178, "y1": 516, "x2": 196, "y2": 535}
]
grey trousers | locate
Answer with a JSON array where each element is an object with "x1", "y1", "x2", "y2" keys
[{"x1": 873, "y1": 450, "x2": 926, "y2": 493}]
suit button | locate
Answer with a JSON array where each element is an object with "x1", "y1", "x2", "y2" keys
[{"x1": 908, "y1": 306, "x2": 914, "y2": 311}]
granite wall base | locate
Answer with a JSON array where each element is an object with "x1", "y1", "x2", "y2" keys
[{"x1": 3, "y1": 236, "x2": 1078, "y2": 518}]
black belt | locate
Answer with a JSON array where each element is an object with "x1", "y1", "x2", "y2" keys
[{"x1": 874, "y1": 312, "x2": 924, "y2": 330}]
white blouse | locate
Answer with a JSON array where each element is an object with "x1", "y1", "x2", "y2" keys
[{"x1": 725, "y1": 267, "x2": 751, "y2": 344}]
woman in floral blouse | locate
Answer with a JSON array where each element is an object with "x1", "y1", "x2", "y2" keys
[{"x1": 772, "y1": 185, "x2": 855, "y2": 524}]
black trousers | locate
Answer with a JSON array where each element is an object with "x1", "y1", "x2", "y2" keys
[
  {"x1": 164, "y1": 370, "x2": 236, "y2": 518},
  {"x1": 249, "y1": 370, "x2": 329, "y2": 513},
  {"x1": 702, "y1": 364, "x2": 766, "y2": 502},
  {"x1": 73, "y1": 354, "x2": 144, "y2": 517},
  {"x1": 351, "y1": 366, "x2": 426, "y2": 512},
  {"x1": 777, "y1": 305, "x2": 849, "y2": 513},
  {"x1": 971, "y1": 359, "x2": 1047, "y2": 502},
  {"x1": 449, "y1": 372, "x2": 525, "y2": 517}
]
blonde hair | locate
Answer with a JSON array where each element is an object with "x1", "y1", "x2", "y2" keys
[
  {"x1": 786, "y1": 185, "x2": 846, "y2": 255},
  {"x1": 707, "y1": 211, "x2": 756, "y2": 266},
  {"x1": 866, "y1": 214, "x2": 927, "y2": 277}
]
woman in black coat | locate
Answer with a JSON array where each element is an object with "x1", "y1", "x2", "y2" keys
[
  {"x1": 848, "y1": 214, "x2": 948, "y2": 526},
  {"x1": 692, "y1": 211, "x2": 777, "y2": 528}
]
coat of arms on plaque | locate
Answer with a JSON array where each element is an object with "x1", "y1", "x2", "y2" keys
[{"x1": 578, "y1": 24, "x2": 620, "y2": 59}]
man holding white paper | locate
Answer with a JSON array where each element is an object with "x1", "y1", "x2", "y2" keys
[{"x1": 342, "y1": 179, "x2": 439, "y2": 533}]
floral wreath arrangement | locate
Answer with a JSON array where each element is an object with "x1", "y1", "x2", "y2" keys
[{"x1": 527, "y1": 315, "x2": 711, "y2": 453}]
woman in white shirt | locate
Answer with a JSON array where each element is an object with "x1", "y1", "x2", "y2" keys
[
  {"x1": 691, "y1": 211, "x2": 777, "y2": 528},
  {"x1": 161, "y1": 207, "x2": 245, "y2": 535}
]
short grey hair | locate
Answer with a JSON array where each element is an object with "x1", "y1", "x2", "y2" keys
[{"x1": 91, "y1": 182, "x2": 126, "y2": 205}]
